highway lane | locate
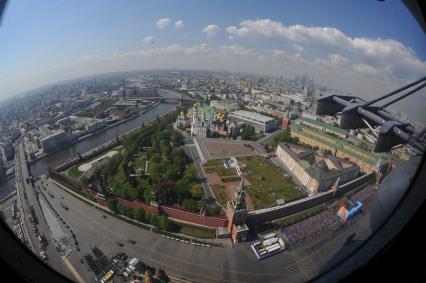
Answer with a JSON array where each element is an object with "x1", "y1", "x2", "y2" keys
[
  {"x1": 41, "y1": 173, "x2": 377, "y2": 283},
  {"x1": 14, "y1": 159, "x2": 36, "y2": 251},
  {"x1": 15, "y1": 143, "x2": 72, "y2": 280}
]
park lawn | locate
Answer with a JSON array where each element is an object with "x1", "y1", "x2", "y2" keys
[
  {"x1": 176, "y1": 222, "x2": 216, "y2": 238},
  {"x1": 204, "y1": 159, "x2": 224, "y2": 166},
  {"x1": 204, "y1": 166, "x2": 237, "y2": 177},
  {"x1": 238, "y1": 155, "x2": 306, "y2": 210},
  {"x1": 65, "y1": 147, "x2": 121, "y2": 179},
  {"x1": 76, "y1": 99, "x2": 115, "y2": 118},
  {"x1": 67, "y1": 165, "x2": 83, "y2": 179},
  {"x1": 212, "y1": 185, "x2": 229, "y2": 208}
]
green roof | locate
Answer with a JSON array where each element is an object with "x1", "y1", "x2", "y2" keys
[
  {"x1": 291, "y1": 124, "x2": 381, "y2": 166},
  {"x1": 301, "y1": 117, "x2": 347, "y2": 136},
  {"x1": 196, "y1": 105, "x2": 216, "y2": 121}
]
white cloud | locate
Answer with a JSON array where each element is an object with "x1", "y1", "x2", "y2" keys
[
  {"x1": 142, "y1": 36, "x2": 155, "y2": 44},
  {"x1": 227, "y1": 19, "x2": 426, "y2": 82},
  {"x1": 119, "y1": 43, "x2": 209, "y2": 58},
  {"x1": 271, "y1": 49, "x2": 288, "y2": 58},
  {"x1": 351, "y1": 63, "x2": 379, "y2": 75},
  {"x1": 174, "y1": 20, "x2": 184, "y2": 29},
  {"x1": 293, "y1": 43, "x2": 304, "y2": 53},
  {"x1": 329, "y1": 53, "x2": 348, "y2": 65},
  {"x1": 156, "y1": 18, "x2": 171, "y2": 29},
  {"x1": 77, "y1": 54, "x2": 103, "y2": 63},
  {"x1": 4, "y1": 42, "x2": 426, "y2": 124},
  {"x1": 220, "y1": 44, "x2": 251, "y2": 56},
  {"x1": 202, "y1": 25, "x2": 220, "y2": 39}
]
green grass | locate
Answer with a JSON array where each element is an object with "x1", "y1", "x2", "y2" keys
[
  {"x1": 65, "y1": 147, "x2": 120, "y2": 178},
  {"x1": 176, "y1": 222, "x2": 216, "y2": 238},
  {"x1": 204, "y1": 166, "x2": 237, "y2": 176},
  {"x1": 212, "y1": 185, "x2": 228, "y2": 208},
  {"x1": 132, "y1": 152, "x2": 147, "y2": 169},
  {"x1": 67, "y1": 165, "x2": 83, "y2": 179},
  {"x1": 238, "y1": 155, "x2": 306, "y2": 210},
  {"x1": 221, "y1": 177, "x2": 241, "y2": 183},
  {"x1": 204, "y1": 159, "x2": 224, "y2": 166}
]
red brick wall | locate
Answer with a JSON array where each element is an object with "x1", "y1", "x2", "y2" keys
[
  {"x1": 161, "y1": 206, "x2": 228, "y2": 228},
  {"x1": 117, "y1": 198, "x2": 160, "y2": 215}
]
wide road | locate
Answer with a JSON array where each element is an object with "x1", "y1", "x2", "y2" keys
[
  {"x1": 15, "y1": 142, "x2": 72, "y2": 280},
  {"x1": 41, "y1": 174, "x2": 376, "y2": 283}
]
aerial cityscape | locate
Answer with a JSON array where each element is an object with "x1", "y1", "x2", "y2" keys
[{"x1": 0, "y1": 1, "x2": 425, "y2": 283}]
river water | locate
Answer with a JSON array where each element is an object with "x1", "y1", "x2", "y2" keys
[{"x1": 0, "y1": 102, "x2": 177, "y2": 198}]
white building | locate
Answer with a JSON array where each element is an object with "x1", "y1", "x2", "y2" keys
[
  {"x1": 190, "y1": 106, "x2": 208, "y2": 138},
  {"x1": 228, "y1": 110, "x2": 278, "y2": 133}
]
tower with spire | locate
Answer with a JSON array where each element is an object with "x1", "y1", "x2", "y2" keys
[
  {"x1": 226, "y1": 178, "x2": 249, "y2": 243},
  {"x1": 374, "y1": 154, "x2": 391, "y2": 184}
]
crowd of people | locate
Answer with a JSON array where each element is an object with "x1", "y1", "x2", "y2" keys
[
  {"x1": 282, "y1": 185, "x2": 377, "y2": 246},
  {"x1": 282, "y1": 209, "x2": 342, "y2": 246}
]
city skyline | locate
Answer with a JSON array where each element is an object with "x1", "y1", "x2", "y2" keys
[{"x1": 1, "y1": 1, "x2": 425, "y2": 100}]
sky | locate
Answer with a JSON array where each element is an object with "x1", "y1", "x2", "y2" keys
[{"x1": 0, "y1": 0, "x2": 425, "y2": 121}]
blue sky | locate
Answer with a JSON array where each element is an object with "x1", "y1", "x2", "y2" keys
[{"x1": 0, "y1": 0, "x2": 425, "y2": 110}]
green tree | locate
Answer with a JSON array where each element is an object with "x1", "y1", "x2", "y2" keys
[
  {"x1": 80, "y1": 176, "x2": 89, "y2": 186},
  {"x1": 136, "y1": 261, "x2": 147, "y2": 274},
  {"x1": 127, "y1": 186, "x2": 142, "y2": 200},
  {"x1": 183, "y1": 165, "x2": 196, "y2": 181},
  {"x1": 159, "y1": 215, "x2": 170, "y2": 230},
  {"x1": 241, "y1": 125, "x2": 256, "y2": 140},
  {"x1": 144, "y1": 188, "x2": 155, "y2": 203},
  {"x1": 134, "y1": 208, "x2": 145, "y2": 222},
  {"x1": 190, "y1": 184, "x2": 204, "y2": 199},
  {"x1": 125, "y1": 207, "x2": 134, "y2": 219},
  {"x1": 150, "y1": 214, "x2": 160, "y2": 227},
  {"x1": 107, "y1": 198, "x2": 118, "y2": 213}
]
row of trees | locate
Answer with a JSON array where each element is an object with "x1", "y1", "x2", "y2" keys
[
  {"x1": 273, "y1": 129, "x2": 300, "y2": 145},
  {"x1": 107, "y1": 198, "x2": 175, "y2": 231}
]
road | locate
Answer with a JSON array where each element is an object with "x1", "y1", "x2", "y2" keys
[
  {"x1": 40, "y1": 173, "x2": 376, "y2": 283},
  {"x1": 15, "y1": 142, "x2": 73, "y2": 280},
  {"x1": 183, "y1": 144, "x2": 215, "y2": 201}
]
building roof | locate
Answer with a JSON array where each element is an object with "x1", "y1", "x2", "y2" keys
[
  {"x1": 301, "y1": 116, "x2": 347, "y2": 136},
  {"x1": 278, "y1": 143, "x2": 359, "y2": 182},
  {"x1": 229, "y1": 110, "x2": 275, "y2": 123},
  {"x1": 291, "y1": 124, "x2": 386, "y2": 166}
]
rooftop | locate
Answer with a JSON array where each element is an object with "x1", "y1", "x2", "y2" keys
[
  {"x1": 300, "y1": 116, "x2": 347, "y2": 136},
  {"x1": 291, "y1": 124, "x2": 386, "y2": 166},
  {"x1": 278, "y1": 143, "x2": 359, "y2": 182},
  {"x1": 229, "y1": 110, "x2": 275, "y2": 123}
]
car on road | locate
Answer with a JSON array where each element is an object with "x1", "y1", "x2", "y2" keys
[
  {"x1": 127, "y1": 239, "x2": 136, "y2": 244},
  {"x1": 102, "y1": 215, "x2": 107, "y2": 219},
  {"x1": 116, "y1": 241, "x2": 124, "y2": 247}
]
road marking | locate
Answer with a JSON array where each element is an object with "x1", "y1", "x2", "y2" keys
[
  {"x1": 297, "y1": 263, "x2": 310, "y2": 280},
  {"x1": 62, "y1": 256, "x2": 86, "y2": 283}
]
